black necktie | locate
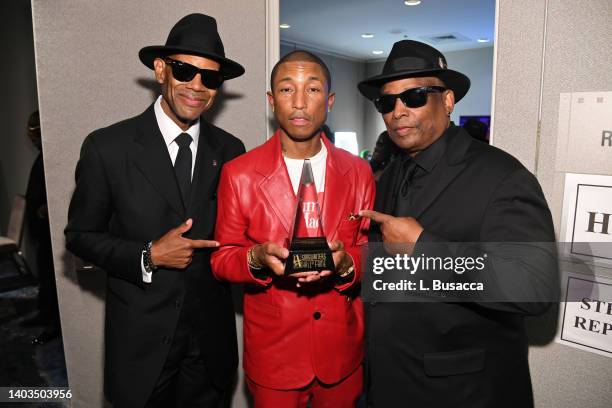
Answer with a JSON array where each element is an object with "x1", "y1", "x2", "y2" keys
[
  {"x1": 394, "y1": 156, "x2": 418, "y2": 216},
  {"x1": 399, "y1": 157, "x2": 418, "y2": 198},
  {"x1": 174, "y1": 133, "x2": 193, "y2": 206}
]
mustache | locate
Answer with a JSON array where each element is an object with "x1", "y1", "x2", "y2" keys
[
  {"x1": 393, "y1": 122, "x2": 419, "y2": 129},
  {"x1": 183, "y1": 94, "x2": 207, "y2": 101},
  {"x1": 289, "y1": 112, "x2": 312, "y2": 121}
]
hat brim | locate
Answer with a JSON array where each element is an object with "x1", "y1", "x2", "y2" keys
[
  {"x1": 358, "y1": 68, "x2": 470, "y2": 103},
  {"x1": 139, "y1": 45, "x2": 245, "y2": 80}
]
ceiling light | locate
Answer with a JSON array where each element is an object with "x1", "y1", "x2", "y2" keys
[
  {"x1": 361, "y1": 33, "x2": 374, "y2": 39},
  {"x1": 477, "y1": 38, "x2": 490, "y2": 43},
  {"x1": 404, "y1": 1, "x2": 422, "y2": 6},
  {"x1": 372, "y1": 50, "x2": 384, "y2": 55},
  {"x1": 279, "y1": 23, "x2": 291, "y2": 29}
]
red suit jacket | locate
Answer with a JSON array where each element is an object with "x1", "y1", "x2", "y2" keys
[{"x1": 212, "y1": 131, "x2": 375, "y2": 389}]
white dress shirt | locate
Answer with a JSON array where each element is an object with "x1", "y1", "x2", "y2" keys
[
  {"x1": 142, "y1": 96, "x2": 200, "y2": 282},
  {"x1": 283, "y1": 141, "x2": 327, "y2": 195}
]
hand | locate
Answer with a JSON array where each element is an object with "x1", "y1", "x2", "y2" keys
[
  {"x1": 360, "y1": 210, "x2": 424, "y2": 244},
  {"x1": 330, "y1": 239, "x2": 352, "y2": 270},
  {"x1": 294, "y1": 240, "x2": 352, "y2": 285},
  {"x1": 252, "y1": 242, "x2": 289, "y2": 277},
  {"x1": 151, "y1": 219, "x2": 219, "y2": 269}
]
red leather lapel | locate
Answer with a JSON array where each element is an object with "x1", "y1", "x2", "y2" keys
[
  {"x1": 256, "y1": 131, "x2": 296, "y2": 235},
  {"x1": 321, "y1": 136, "x2": 352, "y2": 239}
]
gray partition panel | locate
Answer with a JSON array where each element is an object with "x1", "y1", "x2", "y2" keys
[
  {"x1": 495, "y1": 1, "x2": 612, "y2": 407},
  {"x1": 32, "y1": 1, "x2": 266, "y2": 406},
  {"x1": 531, "y1": 1, "x2": 612, "y2": 407},
  {"x1": 491, "y1": 0, "x2": 547, "y2": 172}
]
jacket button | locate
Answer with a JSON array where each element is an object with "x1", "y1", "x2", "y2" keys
[
  {"x1": 313, "y1": 311, "x2": 321, "y2": 320},
  {"x1": 175, "y1": 299, "x2": 181, "y2": 309},
  {"x1": 162, "y1": 336, "x2": 171, "y2": 345},
  {"x1": 370, "y1": 301, "x2": 377, "y2": 307}
]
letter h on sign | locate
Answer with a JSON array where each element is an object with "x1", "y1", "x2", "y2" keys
[{"x1": 587, "y1": 212, "x2": 611, "y2": 235}]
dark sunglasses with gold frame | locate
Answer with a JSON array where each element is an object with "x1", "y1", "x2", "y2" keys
[{"x1": 163, "y1": 58, "x2": 224, "y2": 89}]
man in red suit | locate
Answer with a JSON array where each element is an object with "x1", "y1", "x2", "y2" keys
[{"x1": 211, "y1": 50, "x2": 375, "y2": 407}]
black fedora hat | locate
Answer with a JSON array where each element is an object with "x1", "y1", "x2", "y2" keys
[
  {"x1": 358, "y1": 40, "x2": 470, "y2": 102},
  {"x1": 139, "y1": 13, "x2": 245, "y2": 80}
]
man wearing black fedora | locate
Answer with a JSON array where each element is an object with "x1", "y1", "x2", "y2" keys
[
  {"x1": 358, "y1": 40, "x2": 556, "y2": 407},
  {"x1": 65, "y1": 14, "x2": 245, "y2": 407}
]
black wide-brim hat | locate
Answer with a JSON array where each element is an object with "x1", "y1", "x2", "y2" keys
[
  {"x1": 139, "y1": 13, "x2": 245, "y2": 80},
  {"x1": 358, "y1": 40, "x2": 470, "y2": 102}
]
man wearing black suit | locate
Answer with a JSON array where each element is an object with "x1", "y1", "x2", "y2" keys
[
  {"x1": 358, "y1": 40, "x2": 556, "y2": 407},
  {"x1": 65, "y1": 14, "x2": 245, "y2": 408}
]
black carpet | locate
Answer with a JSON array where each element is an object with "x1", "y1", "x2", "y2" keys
[{"x1": 0, "y1": 285, "x2": 68, "y2": 407}]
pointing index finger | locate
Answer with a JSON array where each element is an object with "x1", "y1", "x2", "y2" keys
[
  {"x1": 359, "y1": 210, "x2": 393, "y2": 224},
  {"x1": 188, "y1": 239, "x2": 220, "y2": 248}
]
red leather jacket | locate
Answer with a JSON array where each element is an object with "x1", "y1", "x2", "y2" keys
[{"x1": 212, "y1": 131, "x2": 375, "y2": 389}]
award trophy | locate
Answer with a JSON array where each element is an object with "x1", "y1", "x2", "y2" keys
[{"x1": 284, "y1": 159, "x2": 335, "y2": 274}]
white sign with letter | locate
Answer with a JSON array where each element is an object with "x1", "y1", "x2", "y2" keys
[
  {"x1": 558, "y1": 173, "x2": 612, "y2": 355},
  {"x1": 560, "y1": 173, "x2": 612, "y2": 268},
  {"x1": 556, "y1": 273, "x2": 612, "y2": 358},
  {"x1": 556, "y1": 91, "x2": 612, "y2": 174}
]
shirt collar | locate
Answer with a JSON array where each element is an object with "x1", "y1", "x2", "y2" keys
[
  {"x1": 411, "y1": 125, "x2": 450, "y2": 172},
  {"x1": 153, "y1": 95, "x2": 200, "y2": 148},
  {"x1": 283, "y1": 139, "x2": 327, "y2": 162}
]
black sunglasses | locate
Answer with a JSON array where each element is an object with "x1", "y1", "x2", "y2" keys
[
  {"x1": 373, "y1": 86, "x2": 447, "y2": 114},
  {"x1": 163, "y1": 58, "x2": 224, "y2": 89}
]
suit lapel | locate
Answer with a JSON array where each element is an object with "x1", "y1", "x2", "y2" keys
[
  {"x1": 410, "y1": 159, "x2": 466, "y2": 219},
  {"x1": 375, "y1": 159, "x2": 403, "y2": 215},
  {"x1": 260, "y1": 167, "x2": 296, "y2": 235},
  {"x1": 255, "y1": 132, "x2": 353, "y2": 237},
  {"x1": 187, "y1": 120, "x2": 221, "y2": 215},
  {"x1": 131, "y1": 105, "x2": 185, "y2": 217},
  {"x1": 410, "y1": 126, "x2": 472, "y2": 219},
  {"x1": 321, "y1": 139, "x2": 351, "y2": 237},
  {"x1": 256, "y1": 133, "x2": 296, "y2": 235}
]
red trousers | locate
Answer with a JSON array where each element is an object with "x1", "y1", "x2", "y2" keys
[{"x1": 246, "y1": 366, "x2": 363, "y2": 408}]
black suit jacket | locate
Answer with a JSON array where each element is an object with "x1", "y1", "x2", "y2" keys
[
  {"x1": 65, "y1": 104, "x2": 245, "y2": 408},
  {"x1": 366, "y1": 126, "x2": 556, "y2": 408}
]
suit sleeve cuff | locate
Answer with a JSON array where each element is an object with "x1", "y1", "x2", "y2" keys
[
  {"x1": 417, "y1": 230, "x2": 446, "y2": 243},
  {"x1": 141, "y1": 253, "x2": 152, "y2": 283}
]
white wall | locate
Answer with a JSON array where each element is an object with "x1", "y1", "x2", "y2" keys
[
  {"x1": 446, "y1": 47, "x2": 494, "y2": 125},
  {"x1": 363, "y1": 46, "x2": 495, "y2": 150},
  {"x1": 363, "y1": 61, "x2": 388, "y2": 150}
]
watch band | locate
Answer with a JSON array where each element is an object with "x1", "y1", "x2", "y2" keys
[
  {"x1": 247, "y1": 246, "x2": 264, "y2": 270},
  {"x1": 336, "y1": 265, "x2": 354, "y2": 284},
  {"x1": 247, "y1": 246, "x2": 270, "y2": 280},
  {"x1": 142, "y1": 241, "x2": 157, "y2": 273}
]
